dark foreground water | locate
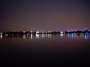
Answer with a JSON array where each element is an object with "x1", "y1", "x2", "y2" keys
[{"x1": 0, "y1": 33, "x2": 90, "y2": 66}]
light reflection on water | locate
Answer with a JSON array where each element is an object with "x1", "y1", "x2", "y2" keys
[
  {"x1": 0, "y1": 33, "x2": 90, "y2": 40},
  {"x1": 0, "y1": 33, "x2": 90, "y2": 65},
  {"x1": 0, "y1": 35, "x2": 3, "y2": 39},
  {"x1": 60, "y1": 34, "x2": 64, "y2": 37},
  {"x1": 30, "y1": 34, "x2": 33, "y2": 39},
  {"x1": 66, "y1": 33, "x2": 90, "y2": 39},
  {"x1": 42, "y1": 34, "x2": 44, "y2": 38},
  {"x1": 36, "y1": 34, "x2": 39, "y2": 39},
  {"x1": 84, "y1": 33, "x2": 89, "y2": 39},
  {"x1": 23, "y1": 34, "x2": 26, "y2": 39}
]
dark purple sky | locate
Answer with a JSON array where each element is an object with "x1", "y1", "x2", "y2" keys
[{"x1": 0, "y1": 0, "x2": 90, "y2": 32}]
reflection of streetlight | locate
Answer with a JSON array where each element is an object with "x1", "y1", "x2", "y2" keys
[
  {"x1": 45, "y1": 34, "x2": 48, "y2": 38},
  {"x1": 30, "y1": 34, "x2": 33, "y2": 39},
  {"x1": 0, "y1": 35, "x2": 3, "y2": 39},
  {"x1": 71, "y1": 33, "x2": 76, "y2": 38},
  {"x1": 5, "y1": 34, "x2": 8, "y2": 37},
  {"x1": 23, "y1": 34, "x2": 26, "y2": 39},
  {"x1": 36, "y1": 34, "x2": 39, "y2": 38},
  {"x1": 84, "y1": 33, "x2": 89, "y2": 39},
  {"x1": 67, "y1": 34, "x2": 72, "y2": 38},
  {"x1": 67, "y1": 34, "x2": 70, "y2": 37},
  {"x1": 48, "y1": 34, "x2": 51, "y2": 38},
  {"x1": 42, "y1": 34, "x2": 44, "y2": 38},
  {"x1": 60, "y1": 34, "x2": 64, "y2": 37}
]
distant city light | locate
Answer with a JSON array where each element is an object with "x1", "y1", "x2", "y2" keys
[
  {"x1": 36, "y1": 31, "x2": 39, "y2": 34},
  {"x1": 84, "y1": 28, "x2": 88, "y2": 30},
  {"x1": 60, "y1": 32, "x2": 63, "y2": 34},
  {"x1": 23, "y1": 31, "x2": 26, "y2": 33},
  {"x1": 30, "y1": 31, "x2": 32, "y2": 34},
  {"x1": 48, "y1": 31, "x2": 51, "y2": 33},
  {"x1": 42, "y1": 31, "x2": 44, "y2": 33}
]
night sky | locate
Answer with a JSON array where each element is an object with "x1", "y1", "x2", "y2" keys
[{"x1": 0, "y1": 0, "x2": 90, "y2": 32}]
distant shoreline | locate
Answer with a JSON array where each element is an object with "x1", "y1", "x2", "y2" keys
[{"x1": 0, "y1": 30, "x2": 90, "y2": 35}]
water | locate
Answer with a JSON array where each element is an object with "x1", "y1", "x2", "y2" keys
[{"x1": 0, "y1": 33, "x2": 90, "y2": 66}]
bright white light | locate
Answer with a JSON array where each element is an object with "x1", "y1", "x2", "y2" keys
[
  {"x1": 60, "y1": 32, "x2": 63, "y2": 34},
  {"x1": 36, "y1": 31, "x2": 39, "y2": 34},
  {"x1": 60, "y1": 34, "x2": 64, "y2": 37}
]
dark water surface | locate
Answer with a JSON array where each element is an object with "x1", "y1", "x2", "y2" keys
[{"x1": 0, "y1": 33, "x2": 90, "y2": 66}]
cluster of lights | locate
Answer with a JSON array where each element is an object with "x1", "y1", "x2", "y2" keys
[{"x1": 29, "y1": 31, "x2": 66, "y2": 34}]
